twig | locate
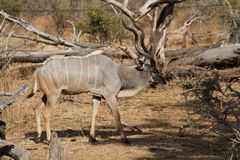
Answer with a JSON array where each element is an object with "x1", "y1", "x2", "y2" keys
[
  {"x1": 0, "y1": 17, "x2": 6, "y2": 31},
  {"x1": 5, "y1": 34, "x2": 56, "y2": 45},
  {"x1": 0, "y1": 92, "x2": 13, "y2": 96},
  {"x1": 3, "y1": 23, "x2": 16, "y2": 51},
  {"x1": 226, "y1": 83, "x2": 240, "y2": 96},
  {"x1": 66, "y1": 20, "x2": 82, "y2": 43},
  {"x1": 0, "y1": 23, "x2": 9, "y2": 35}
]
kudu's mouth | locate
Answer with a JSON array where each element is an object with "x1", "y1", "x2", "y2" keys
[
  {"x1": 148, "y1": 70, "x2": 167, "y2": 88},
  {"x1": 148, "y1": 80, "x2": 166, "y2": 88},
  {"x1": 151, "y1": 74, "x2": 166, "y2": 87}
]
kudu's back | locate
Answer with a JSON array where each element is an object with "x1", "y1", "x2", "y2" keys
[{"x1": 35, "y1": 51, "x2": 121, "y2": 96}]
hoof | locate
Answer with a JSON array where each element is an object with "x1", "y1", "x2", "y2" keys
[
  {"x1": 34, "y1": 137, "x2": 42, "y2": 143},
  {"x1": 88, "y1": 136, "x2": 98, "y2": 144},
  {"x1": 44, "y1": 140, "x2": 50, "y2": 145},
  {"x1": 122, "y1": 138, "x2": 130, "y2": 144}
]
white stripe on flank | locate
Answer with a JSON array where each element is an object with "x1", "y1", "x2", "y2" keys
[
  {"x1": 73, "y1": 57, "x2": 76, "y2": 88},
  {"x1": 53, "y1": 59, "x2": 56, "y2": 81},
  {"x1": 87, "y1": 57, "x2": 90, "y2": 86},
  {"x1": 77, "y1": 58, "x2": 82, "y2": 89},
  {"x1": 84, "y1": 50, "x2": 103, "y2": 57},
  {"x1": 70, "y1": 50, "x2": 103, "y2": 58},
  {"x1": 93, "y1": 55, "x2": 97, "y2": 89},
  {"x1": 64, "y1": 58, "x2": 68, "y2": 88},
  {"x1": 41, "y1": 61, "x2": 46, "y2": 74}
]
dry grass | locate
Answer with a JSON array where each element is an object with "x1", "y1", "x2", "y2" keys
[
  {"x1": 0, "y1": 7, "x2": 236, "y2": 159},
  {"x1": 0, "y1": 63, "x2": 237, "y2": 160}
]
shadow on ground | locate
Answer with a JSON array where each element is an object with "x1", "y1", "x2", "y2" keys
[
  {"x1": 24, "y1": 100, "x2": 228, "y2": 160},
  {"x1": 25, "y1": 119, "x2": 227, "y2": 160}
]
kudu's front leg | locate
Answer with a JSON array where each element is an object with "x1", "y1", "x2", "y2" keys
[
  {"x1": 106, "y1": 95, "x2": 129, "y2": 144},
  {"x1": 89, "y1": 96, "x2": 101, "y2": 143}
]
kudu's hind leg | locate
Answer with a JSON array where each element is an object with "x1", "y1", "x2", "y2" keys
[
  {"x1": 105, "y1": 95, "x2": 129, "y2": 143},
  {"x1": 89, "y1": 96, "x2": 101, "y2": 143},
  {"x1": 42, "y1": 94, "x2": 59, "y2": 142},
  {"x1": 34, "y1": 95, "x2": 46, "y2": 143}
]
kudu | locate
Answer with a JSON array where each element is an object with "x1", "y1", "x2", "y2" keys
[{"x1": 27, "y1": 20, "x2": 166, "y2": 144}]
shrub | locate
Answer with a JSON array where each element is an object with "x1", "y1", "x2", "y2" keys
[
  {"x1": 0, "y1": 0, "x2": 22, "y2": 15},
  {"x1": 76, "y1": 7, "x2": 129, "y2": 44},
  {"x1": 87, "y1": 8, "x2": 109, "y2": 43},
  {"x1": 180, "y1": 72, "x2": 240, "y2": 159}
]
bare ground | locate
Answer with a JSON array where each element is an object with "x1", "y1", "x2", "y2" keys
[{"x1": 0, "y1": 64, "x2": 237, "y2": 160}]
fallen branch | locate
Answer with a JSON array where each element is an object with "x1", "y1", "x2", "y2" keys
[
  {"x1": 1, "y1": 49, "x2": 94, "y2": 63},
  {"x1": 5, "y1": 34, "x2": 108, "y2": 49},
  {"x1": 0, "y1": 92, "x2": 13, "y2": 96},
  {"x1": 0, "y1": 10, "x2": 107, "y2": 49},
  {"x1": 10, "y1": 34, "x2": 56, "y2": 46},
  {"x1": 0, "y1": 48, "x2": 128, "y2": 63},
  {"x1": 0, "y1": 10, "x2": 83, "y2": 48},
  {"x1": 194, "y1": 44, "x2": 240, "y2": 68},
  {"x1": 0, "y1": 84, "x2": 28, "y2": 112}
]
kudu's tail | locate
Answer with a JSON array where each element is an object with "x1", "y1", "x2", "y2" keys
[{"x1": 26, "y1": 72, "x2": 38, "y2": 99}]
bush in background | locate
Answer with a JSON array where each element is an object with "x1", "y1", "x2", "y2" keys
[
  {"x1": 76, "y1": 7, "x2": 129, "y2": 44},
  {"x1": 0, "y1": 0, "x2": 22, "y2": 15}
]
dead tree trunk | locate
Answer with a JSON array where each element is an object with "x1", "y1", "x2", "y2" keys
[
  {"x1": 194, "y1": 44, "x2": 240, "y2": 68},
  {"x1": 0, "y1": 140, "x2": 31, "y2": 160},
  {"x1": 0, "y1": 49, "x2": 93, "y2": 63},
  {"x1": 0, "y1": 48, "x2": 126, "y2": 63},
  {"x1": 49, "y1": 132, "x2": 66, "y2": 160}
]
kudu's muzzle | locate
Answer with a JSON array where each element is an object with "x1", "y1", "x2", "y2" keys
[
  {"x1": 152, "y1": 73, "x2": 166, "y2": 85},
  {"x1": 149, "y1": 71, "x2": 166, "y2": 88}
]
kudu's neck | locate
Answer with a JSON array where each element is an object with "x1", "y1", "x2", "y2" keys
[{"x1": 118, "y1": 64, "x2": 151, "y2": 92}]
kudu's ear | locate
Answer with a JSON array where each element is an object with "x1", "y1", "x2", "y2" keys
[{"x1": 135, "y1": 60, "x2": 145, "y2": 71}]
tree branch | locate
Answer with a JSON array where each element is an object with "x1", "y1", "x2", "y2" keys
[
  {"x1": 4, "y1": 34, "x2": 56, "y2": 45},
  {"x1": 0, "y1": 92, "x2": 13, "y2": 96},
  {"x1": 171, "y1": 14, "x2": 205, "y2": 35},
  {"x1": 0, "y1": 10, "x2": 88, "y2": 48},
  {"x1": 102, "y1": 0, "x2": 135, "y2": 19},
  {"x1": 137, "y1": 0, "x2": 185, "y2": 20},
  {"x1": 0, "y1": 84, "x2": 28, "y2": 112}
]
